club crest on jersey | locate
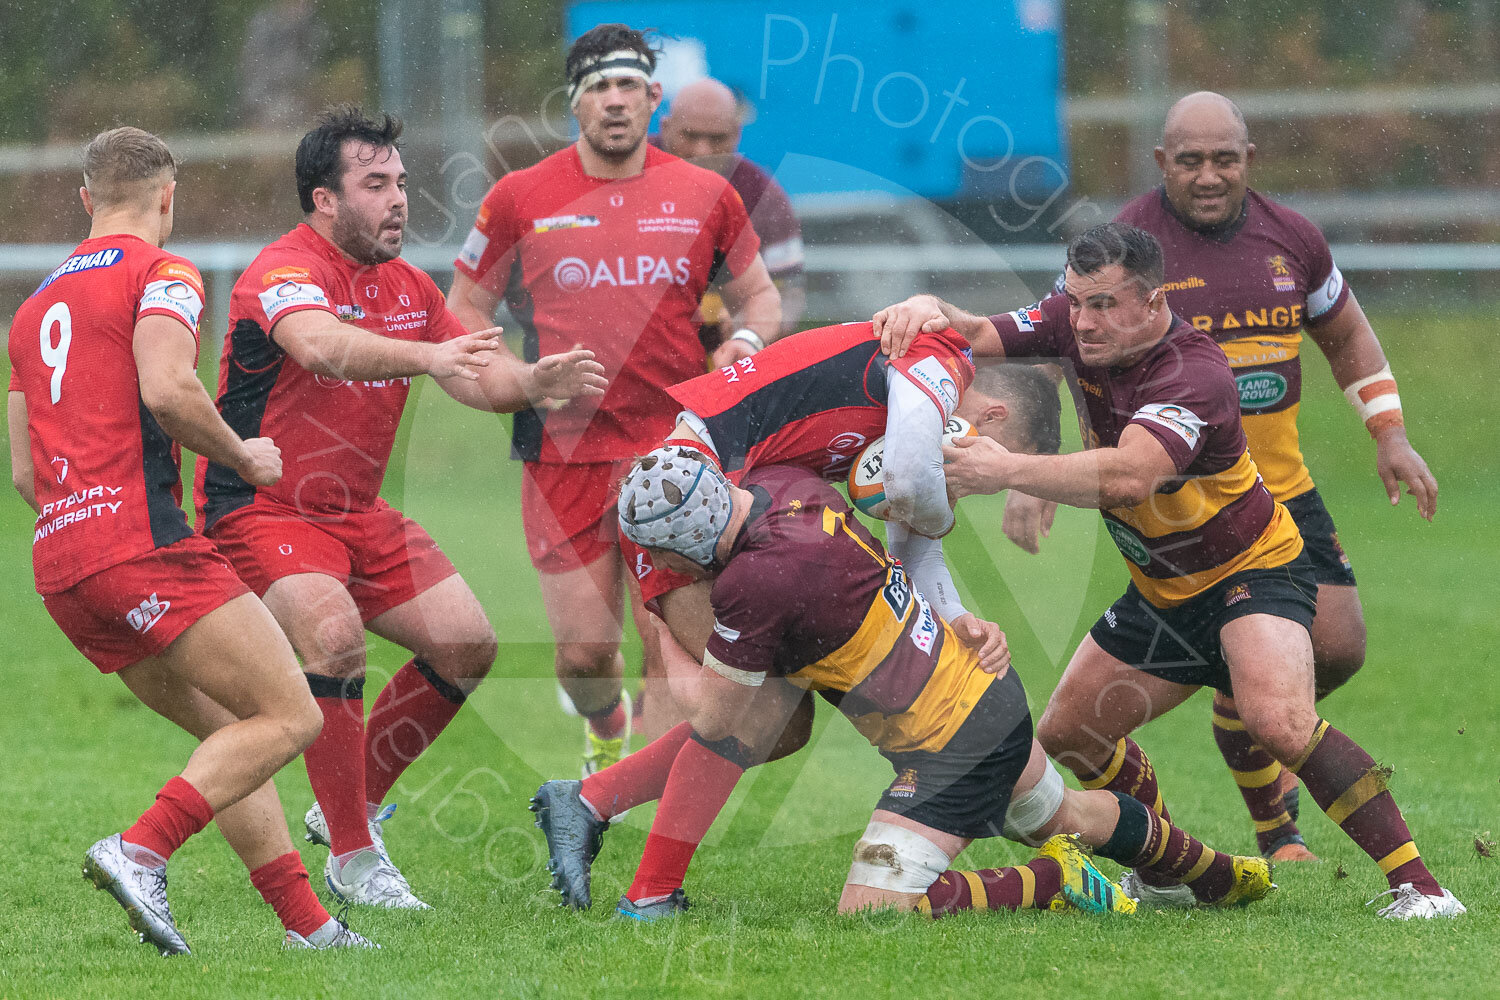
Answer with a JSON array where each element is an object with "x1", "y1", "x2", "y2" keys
[
  {"x1": 49, "y1": 456, "x2": 68, "y2": 483},
  {"x1": 1224, "y1": 583, "x2": 1252, "y2": 607},
  {"x1": 35, "y1": 247, "x2": 123, "y2": 294},
  {"x1": 888, "y1": 768, "x2": 919, "y2": 799},
  {"x1": 1267, "y1": 255, "x2": 1296, "y2": 292},
  {"x1": 532, "y1": 214, "x2": 600, "y2": 233}
]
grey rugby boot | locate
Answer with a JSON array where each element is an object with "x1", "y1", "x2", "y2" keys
[
  {"x1": 325, "y1": 848, "x2": 431, "y2": 909},
  {"x1": 530, "y1": 779, "x2": 610, "y2": 909},
  {"x1": 616, "y1": 888, "x2": 690, "y2": 922},
  {"x1": 283, "y1": 915, "x2": 381, "y2": 949},
  {"x1": 82, "y1": 834, "x2": 191, "y2": 956},
  {"x1": 304, "y1": 801, "x2": 399, "y2": 860}
]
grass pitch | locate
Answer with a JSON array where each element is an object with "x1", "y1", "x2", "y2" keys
[{"x1": 0, "y1": 307, "x2": 1496, "y2": 999}]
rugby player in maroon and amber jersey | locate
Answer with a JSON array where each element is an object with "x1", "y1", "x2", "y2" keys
[
  {"x1": 8, "y1": 127, "x2": 371, "y2": 952},
  {"x1": 194, "y1": 107, "x2": 604, "y2": 910},
  {"x1": 878, "y1": 223, "x2": 1462, "y2": 919},
  {"x1": 656, "y1": 77, "x2": 806, "y2": 343},
  {"x1": 533, "y1": 454, "x2": 1274, "y2": 920},
  {"x1": 447, "y1": 24, "x2": 780, "y2": 776}
]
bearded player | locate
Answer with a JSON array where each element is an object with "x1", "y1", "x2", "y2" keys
[
  {"x1": 195, "y1": 106, "x2": 605, "y2": 909},
  {"x1": 538, "y1": 448, "x2": 1274, "y2": 920},
  {"x1": 447, "y1": 23, "x2": 780, "y2": 777},
  {"x1": 8, "y1": 127, "x2": 373, "y2": 952}
]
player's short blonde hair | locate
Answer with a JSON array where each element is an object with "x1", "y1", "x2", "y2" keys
[{"x1": 83, "y1": 127, "x2": 176, "y2": 207}]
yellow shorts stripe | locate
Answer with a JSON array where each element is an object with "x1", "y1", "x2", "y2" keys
[
  {"x1": 1377, "y1": 842, "x2": 1421, "y2": 876},
  {"x1": 1232, "y1": 761, "x2": 1283, "y2": 789},
  {"x1": 1253, "y1": 812, "x2": 1293, "y2": 834},
  {"x1": 1183, "y1": 844, "x2": 1216, "y2": 884},
  {"x1": 1211, "y1": 712, "x2": 1245, "y2": 732},
  {"x1": 1326, "y1": 769, "x2": 1389, "y2": 826},
  {"x1": 961, "y1": 870, "x2": 988, "y2": 910},
  {"x1": 1016, "y1": 864, "x2": 1036, "y2": 909},
  {"x1": 1081, "y1": 739, "x2": 1128, "y2": 790},
  {"x1": 1289, "y1": 720, "x2": 1330, "y2": 773}
]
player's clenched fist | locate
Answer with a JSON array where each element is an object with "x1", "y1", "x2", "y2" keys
[
  {"x1": 237, "y1": 437, "x2": 283, "y2": 486},
  {"x1": 532, "y1": 348, "x2": 608, "y2": 401},
  {"x1": 429, "y1": 327, "x2": 503, "y2": 380},
  {"x1": 873, "y1": 294, "x2": 950, "y2": 359}
]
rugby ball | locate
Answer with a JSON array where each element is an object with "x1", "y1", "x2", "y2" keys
[{"x1": 847, "y1": 416, "x2": 977, "y2": 519}]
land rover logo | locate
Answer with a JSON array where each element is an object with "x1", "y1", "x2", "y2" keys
[
  {"x1": 1236, "y1": 371, "x2": 1288, "y2": 410},
  {"x1": 1105, "y1": 521, "x2": 1151, "y2": 567}
]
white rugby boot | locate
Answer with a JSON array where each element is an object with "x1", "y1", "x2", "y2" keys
[
  {"x1": 283, "y1": 913, "x2": 381, "y2": 949},
  {"x1": 1369, "y1": 883, "x2": 1467, "y2": 919},
  {"x1": 305, "y1": 800, "x2": 398, "y2": 860},
  {"x1": 325, "y1": 848, "x2": 431, "y2": 910},
  {"x1": 82, "y1": 834, "x2": 191, "y2": 956}
]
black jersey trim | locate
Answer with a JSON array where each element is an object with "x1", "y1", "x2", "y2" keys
[
  {"x1": 201, "y1": 318, "x2": 284, "y2": 530},
  {"x1": 136, "y1": 398, "x2": 194, "y2": 549}
]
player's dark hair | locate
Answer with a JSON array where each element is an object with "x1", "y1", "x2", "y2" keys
[
  {"x1": 565, "y1": 23, "x2": 660, "y2": 84},
  {"x1": 83, "y1": 127, "x2": 176, "y2": 206},
  {"x1": 972, "y1": 363, "x2": 1063, "y2": 455},
  {"x1": 1066, "y1": 222, "x2": 1165, "y2": 296},
  {"x1": 295, "y1": 104, "x2": 404, "y2": 214}
]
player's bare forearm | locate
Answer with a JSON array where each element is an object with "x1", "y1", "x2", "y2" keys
[
  {"x1": 272, "y1": 311, "x2": 435, "y2": 381},
  {"x1": 721, "y1": 256, "x2": 783, "y2": 346},
  {"x1": 943, "y1": 428, "x2": 1171, "y2": 509},
  {"x1": 446, "y1": 270, "x2": 501, "y2": 334},
  {"x1": 141, "y1": 373, "x2": 254, "y2": 473},
  {"x1": 1306, "y1": 293, "x2": 1389, "y2": 392},
  {"x1": 773, "y1": 273, "x2": 807, "y2": 336},
  {"x1": 7, "y1": 391, "x2": 38, "y2": 513}
]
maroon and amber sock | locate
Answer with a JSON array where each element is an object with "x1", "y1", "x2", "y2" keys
[
  {"x1": 580, "y1": 722, "x2": 694, "y2": 819},
  {"x1": 920, "y1": 859, "x2": 1064, "y2": 917},
  {"x1": 364, "y1": 658, "x2": 467, "y2": 805},
  {"x1": 1290, "y1": 720, "x2": 1439, "y2": 894},
  {"x1": 121, "y1": 776, "x2": 214, "y2": 864},
  {"x1": 1078, "y1": 738, "x2": 1171, "y2": 820},
  {"x1": 1097, "y1": 792, "x2": 1236, "y2": 903},
  {"x1": 305, "y1": 674, "x2": 374, "y2": 856},
  {"x1": 249, "y1": 851, "x2": 331, "y2": 938},
  {"x1": 1212, "y1": 695, "x2": 1302, "y2": 853},
  {"x1": 625, "y1": 733, "x2": 746, "y2": 902},
  {"x1": 587, "y1": 694, "x2": 628, "y2": 740}
]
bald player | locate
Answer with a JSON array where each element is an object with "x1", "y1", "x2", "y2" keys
[
  {"x1": 658, "y1": 77, "x2": 805, "y2": 341},
  {"x1": 998, "y1": 92, "x2": 1438, "y2": 862}
]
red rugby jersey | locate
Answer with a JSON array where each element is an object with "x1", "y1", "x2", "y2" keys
[
  {"x1": 454, "y1": 144, "x2": 760, "y2": 464},
  {"x1": 8, "y1": 235, "x2": 205, "y2": 592},
  {"x1": 195, "y1": 224, "x2": 467, "y2": 529}
]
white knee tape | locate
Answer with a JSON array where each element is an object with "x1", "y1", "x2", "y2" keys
[
  {"x1": 845, "y1": 821, "x2": 953, "y2": 893},
  {"x1": 1003, "y1": 758, "x2": 1065, "y2": 840}
]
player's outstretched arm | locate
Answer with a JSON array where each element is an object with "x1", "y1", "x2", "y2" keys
[
  {"x1": 133, "y1": 316, "x2": 282, "y2": 486},
  {"x1": 712, "y1": 255, "x2": 783, "y2": 366},
  {"x1": 272, "y1": 308, "x2": 499, "y2": 382},
  {"x1": 7, "y1": 391, "x2": 38, "y2": 513},
  {"x1": 943, "y1": 425, "x2": 1174, "y2": 509},
  {"x1": 873, "y1": 294, "x2": 1005, "y2": 359},
  {"x1": 437, "y1": 344, "x2": 607, "y2": 413},
  {"x1": 1305, "y1": 292, "x2": 1437, "y2": 520}
]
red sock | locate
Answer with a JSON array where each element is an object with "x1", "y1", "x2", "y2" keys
[
  {"x1": 921, "y1": 859, "x2": 1064, "y2": 916},
  {"x1": 249, "y1": 852, "x2": 332, "y2": 938},
  {"x1": 1291, "y1": 720, "x2": 1440, "y2": 894},
  {"x1": 305, "y1": 675, "x2": 373, "y2": 856},
  {"x1": 587, "y1": 694, "x2": 627, "y2": 739},
  {"x1": 1212, "y1": 695, "x2": 1302, "y2": 853},
  {"x1": 121, "y1": 776, "x2": 214, "y2": 862},
  {"x1": 581, "y1": 722, "x2": 694, "y2": 819},
  {"x1": 626, "y1": 734, "x2": 746, "y2": 901},
  {"x1": 364, "y1": 659, "x2": 466, "y2": 805}
]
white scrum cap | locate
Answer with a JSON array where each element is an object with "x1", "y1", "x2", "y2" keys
[{"x1": 617, "y1": 445, "x2": 733, "y2": 567}]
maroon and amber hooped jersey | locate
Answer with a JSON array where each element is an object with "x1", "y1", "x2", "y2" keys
[
  {"x1": 703, "y1": 465, "x2": 994, "y2": 754},
  {"x1": 670, "y1": 321, "x2": 974, "y2": 481},
  {"x1": 1116, "y1": 188, "x2": 1351, "y2": 501},
  {"x1": 989, "y1": 294, "x2": 1302, "y2": 608},
  {"x1": 454, "y1": 145, "x2": 760, "y2": 465},
  {"x1": 8, "y1": 235, "x2": 206, "y2": 593},
  {"x1": 195, "y1": 224, "x2": 468, "y2": 530}
]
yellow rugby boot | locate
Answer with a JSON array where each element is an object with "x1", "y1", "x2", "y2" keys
[
  {"x1": 1036, "y1": 834, "x2": 1137, "y2": 915},
  {"x1": 1210, "y1": 855, "x2": 1276, "y2": 908}
]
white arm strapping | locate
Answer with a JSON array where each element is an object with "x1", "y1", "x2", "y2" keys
[
  {"x1": 883, "y1": 373, "x2": 954, "y2": 538},
  {"x1": 886, "y1": 520, "x2": 968, "y2": 625}
]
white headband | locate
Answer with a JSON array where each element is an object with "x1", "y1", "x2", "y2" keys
[
  {"x1": 568, "y1": 49, "x2": 653, "y2": 108},
  {"x1": 617, "y1": 446, "x2": 733, "y2": 567}
]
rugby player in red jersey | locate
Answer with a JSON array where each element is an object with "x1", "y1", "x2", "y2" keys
[
  {"x1": 536, "y1": 451, "x2": 1274, "y2": 920},
  {"x1": 532, "y1": 322, "x2": 1066, "y2": 911},
  {"x1": 7, "y1": 127, "x2": 372, "y2": 952},
  {"x1": 447, "y1": 24, "x2": 780, "y2": 777},
  {"x1": 194, "y1": 107, "x2": 605, "y2": 909},
  {"x1": 881, "y1": 223, "x2": 1462, "y2": 919}
]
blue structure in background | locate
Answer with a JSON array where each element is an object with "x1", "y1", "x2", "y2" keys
[{"x1": 565, "y1": 1, "x2": 1064, "y2": 202}]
